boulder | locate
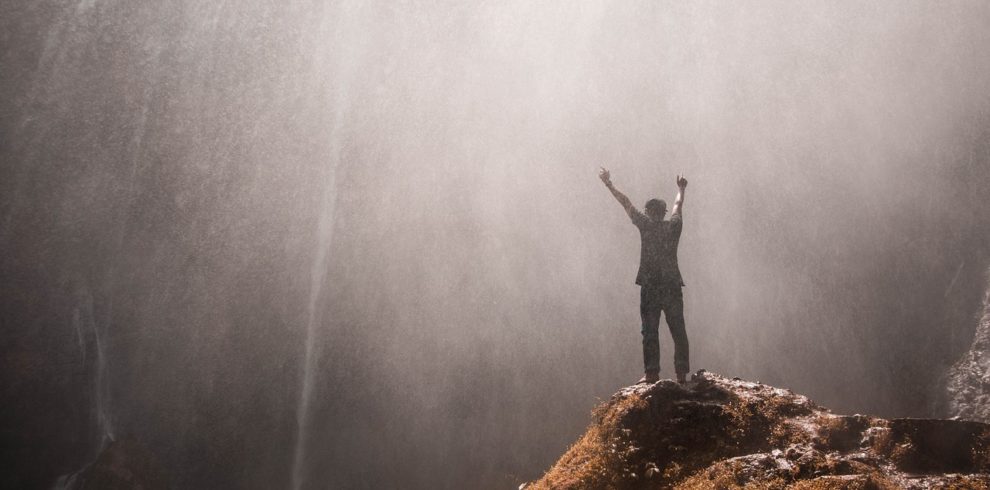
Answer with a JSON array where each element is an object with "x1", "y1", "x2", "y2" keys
[{"x1": 528, "y1": 371, "x2": 990, "y2": 489}]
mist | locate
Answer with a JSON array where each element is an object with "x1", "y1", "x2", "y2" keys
[{"x1": 2, "y1": 1, "x2": 990, "y2": 488}]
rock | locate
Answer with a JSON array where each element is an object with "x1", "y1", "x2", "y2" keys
[
  {"x1": 525, "y1": 372, "x2": 990, "y2": 489},
  {"x1": 887, "y1": 418, "x2": 990, "y2": 473},
  {"x1": 946, "y1": 268, "x2": 990, "y2": 422}
]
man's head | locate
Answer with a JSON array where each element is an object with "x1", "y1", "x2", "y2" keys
[{"x1": 645, "y1": 199, "x2": 667, "y2": 220}]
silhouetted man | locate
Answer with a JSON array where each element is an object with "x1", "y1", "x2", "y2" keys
[{"x1": 599, "y1": 168, "x2": 689, "y2": 384}]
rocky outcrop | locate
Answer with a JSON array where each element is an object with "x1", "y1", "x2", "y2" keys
[
  {"x1": 946, "y1": 268, "x2": 990, "y2": 423},
  {"x1": 527, "y1": 372, "x2": 990, "y2": 489}
]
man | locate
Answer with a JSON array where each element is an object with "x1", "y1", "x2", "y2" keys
[{"x1": 599, "y1": 167, "x2": 689, "y2": 384}]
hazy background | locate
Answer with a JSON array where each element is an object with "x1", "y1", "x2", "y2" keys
[{"x1": 2, "y1": 1, "x2": 990, "y2": 488}]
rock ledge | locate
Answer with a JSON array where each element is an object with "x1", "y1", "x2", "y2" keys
[{"x1": 527, "y1": 371, "x2": 990, "y2": 489}]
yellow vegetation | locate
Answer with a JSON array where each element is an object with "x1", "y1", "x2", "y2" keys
[{"x1": 528, "y1": 393, "x2": 647, "y2": 489}]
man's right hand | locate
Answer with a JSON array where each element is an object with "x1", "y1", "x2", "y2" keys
[
  {"x1": 599, "y1": 167, "x2": 612, "y2": 186},
  {"x1": 601, "y1": 167, "x2": 635, "y2": 216},
  {"x1": 676, "y1": 174, "x2": 688, "y2": 189}
]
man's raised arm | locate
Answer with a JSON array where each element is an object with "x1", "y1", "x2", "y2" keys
[
  {"x1": 599, "y1": 167, "x2": 638, "y2": 219},
  {"x1": 671, "y1": 174, "x2": 688, "y2": 217}
]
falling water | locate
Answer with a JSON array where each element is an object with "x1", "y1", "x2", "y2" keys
[
  {"x1": 290, "y1": 162, "x2": 337, "y2": 490},
  {"x1": 52, "y1": 284, "x2": 114, "y2": 490},
  {"x1": 44, "y1": 3, "x2": 152, "y2": 481},
  {"x1": 91, "y1": 291, "x2": 115, "y2": 453},
  {"x1": 3, "y1": 2, "x2": 990, "y2": 489},
  {"x1": 290, "y1": 5, "x2": 361, "y2": 487}
]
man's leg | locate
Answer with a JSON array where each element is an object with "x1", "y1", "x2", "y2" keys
[
  {"x1": 662, "y1": 288, "x2": 690, "y2": 380},
  {"x1": 640, "y1": 286, "x2": 662, "y2": 380}
]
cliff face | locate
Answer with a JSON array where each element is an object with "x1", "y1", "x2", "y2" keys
[
  {"x1": 946, "y1": 269, "x2": 990, "y2": 423},
  {"x1": 527, "y1": 372, "x2": 990, "y2": 489}
]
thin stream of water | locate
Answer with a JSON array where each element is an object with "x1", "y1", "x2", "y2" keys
[
  {"x1": 290, "y1": 5, "x2": 360, "y2": 486},
  {"x1": 291, "y1": 163, "x2": 337, "y2": 490}
]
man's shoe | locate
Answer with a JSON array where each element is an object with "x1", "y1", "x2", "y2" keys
[{"x1": 637, "y1": 372, "x2": 660, "y2": 384}]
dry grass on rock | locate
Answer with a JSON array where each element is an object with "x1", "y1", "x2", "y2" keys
[{"x1": 525, "y1": 372, "x2": 990, "y2": 490}]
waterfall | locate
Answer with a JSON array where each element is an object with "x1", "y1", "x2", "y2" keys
[
  {"x1": 290, "y1": 163, "x2": 337, "y2": 490},
  {"x1": 43, "y1": 3, "x2": 152, "y2": 482},
  {"x1": 52, "y1": 284, "x2": 114, "y2": 490},
  {"x1": 289, "y1": 4, "x2": 361, "y2": 486}
]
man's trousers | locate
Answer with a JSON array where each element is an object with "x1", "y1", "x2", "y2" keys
[{"x1": 640, "y1": 285, "x2": 689, "y2": 376}]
